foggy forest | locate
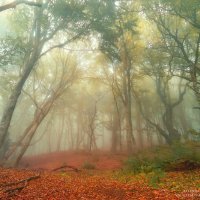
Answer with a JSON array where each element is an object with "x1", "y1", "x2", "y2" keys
[{"x1": 0, "y1": 0, "x2": 200, "y2": 199}]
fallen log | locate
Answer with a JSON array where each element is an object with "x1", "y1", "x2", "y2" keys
[
  {"x1": 0, "y1": 174, "x2": 40, "y2": 198},
  {"x1": 52, "y1": 165, "x2": 80, "y2": 172},
  {"x1": 1, "y1": 174, "x2": 40, "y2": 187},
  {"x1": 5, "y1": 182, "x2": 27, "y2": 194}
]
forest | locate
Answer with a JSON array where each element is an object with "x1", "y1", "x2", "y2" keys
[{"x1": 0, "y1": 0, "x2": 200, "y2": 199}]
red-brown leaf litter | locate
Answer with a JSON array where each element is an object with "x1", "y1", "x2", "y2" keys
[
  {"x1": 20, "y1": 151, "x2": 124, "y2": 171},
  {"x1": 0, "y1": 151, "x2": 199, "y2": 200},
  {"x1": 0, "y1": 168, "x2": 178, "y2": 200}
]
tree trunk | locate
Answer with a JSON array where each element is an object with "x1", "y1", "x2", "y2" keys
[
  {"x1": 2, "y1": 95, "x2": 55, "y2": 167},
  {"x1": 0, "y1": 48, "x2": 41, "y2": 151},
  {"x1": 111, "y1": 111, "x2": 119, "y2": 153},
  {"x1": 136, "y1": 107, "x2": 143, "y2": 150},
  {"x1": 122, "y1": 51, "x2": 135, "y2": 153},
  {"x1": 0, "y1": 4, "x2": 43, "y2": 153},
  {"x1": 125, "y1": 103, "x2": 135, "y2": 153},
  {"x1": 56, "y1": 114, "x2": 65, "y2": 151},
  {"x1": 163, "y1": 105, "x2": 181, "y2": 143}
]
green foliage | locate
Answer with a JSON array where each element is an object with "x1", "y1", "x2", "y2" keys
[
  {"x1": 0, "y1": 35, "x2": 27, "y2": 68},
  {"x1": 189, "y1": 129, "x2": 200, "y2": 136},
  {"x1": 50, "y1": 0, "x2": 86, "y2": 21},
  {"x1": 9, "y1": 7, "x2": 33, "y2": 36},
  {"x1": 171, "y1": 142, "x2": 200, "y2": 162},
  {"x1": 123, "y1": 143, "x2": 200, "y2": 189},
  {"x1": 111, "y1": 170, "x2": 136, "y2": 183},
  {"x1": 188, "y1": 129, "x2": 200, "y2": 142},
  {"x1": 89, "y1": 0, "x2": 137, "y2": 62},
  {"x1": 82, "y1": 161, "x2": 96, "y2": 170},
  {"x1": 124, "y1": 143, "x2": 200, "y2": 174},
  {"x1": 147, "y1": 169, "x2": 165, "y2": 188},
  {"x1": 125, "y1": 156, "x2": 152, "y2": 173}
]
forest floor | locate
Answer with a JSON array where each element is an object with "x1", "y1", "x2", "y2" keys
[
  {"x1": 0, "y1": 151, "x2": 200, "y2": 199},
  {"x1": 20, "y1": 150, "x2": 125, "y2": 170}
]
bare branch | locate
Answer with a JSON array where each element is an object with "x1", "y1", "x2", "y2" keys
[
  {"x1": 132, "y1": 89, "x2": 170, "y2": 141},
  {"x1": 195, "y1": 33, "x2": 200, "y2": 66},
  {"x1": 22, "y1": 89, "x2": 39, "y2": 109},
  {"x1": 172, "y1": 82, "x2": 188, "y2": 108},
  {"x1": 0, "y1": 1, "x2": 42, "y2": 12},
  {"x1": 40, "y1": 23, "x2": 91, "y2": 58}
]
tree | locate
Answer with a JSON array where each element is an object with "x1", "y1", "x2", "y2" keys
[
  {"x1": 94, "y1": 1, "x2": 138, "y2": 153},
  {"x1": 0, "y1": 0, "x2": 93, "y2": 154},
  {"x1": 2, "y1": 51, "x2": 79, "y2": 166},
  {"x1": 142, "y1": 0, "x2": 200, "y2": 104},
  {"x1": 133, "y1": 41, "x2": 187, "y2": 145}
]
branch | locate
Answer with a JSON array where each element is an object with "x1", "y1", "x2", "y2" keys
[
  {"x1": 1, "y1": 174, "x2": 40, "y2": 187},
  {"x1": 153, "y1": 14, "x2": 193, "y2": 65},
  {"x1": 40, "y1": 23, "x2": 91, "y2": 58},
  {"x1": 52, "y1": 165, "x2": 80, "y2": 172},
  {"x1": 172, "y1": 82, "x2": 188, "y2": 108},
  {"x1": 132, "y1": 89, "x2": 169, "y2": 141},
  {"x1": 40, "y1": 34, "x2": 84, "y2": 58},
  {"x1": 5, "y1": 183, "x2": 27, "y2": 198},
  {"x1": 42, "y1": 22, "x2": 65, "y2": 43},
  {"x1": 0, "y1": 1, "x2": 42, "y2": 12},
  {"x1": 172, "y1": 10, "x2": 200, "y2": 30},
  {"x1": 193, "y1": 107, "x2": 200, "y2": 110},
  {"x1": 22, "y1": 89, "x2": 39, "y2": 109},
  {"x1": 194, "y1": 33, "x2": 200, "y2": 66},
  {"x1": 1, "y1": 174, "x2": 39, "y2": 198}
]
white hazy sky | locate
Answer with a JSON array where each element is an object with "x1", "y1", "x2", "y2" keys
[
  {"x1": 0, "y1": 16, "x2": 8, "y2": 36},
  {"x1": 0, "y1": 0, "x2": 9, "y2": 5}
]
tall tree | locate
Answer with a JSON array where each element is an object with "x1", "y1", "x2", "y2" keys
[
  {"x1": 94, "y1": 1, "x2": 138, "y2": 152},
  {"x1": 2, "y1": 51, "x2": 79, "y2": 166},
  {"x1": 0, "y1": 0, "x2": 94, "y2": 154},
  {"x1": 142, "y1": 0, "x2": 200, "y2": 104}
]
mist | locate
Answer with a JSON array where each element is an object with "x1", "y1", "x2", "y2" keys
[{"x1": 0, "y1": 1, "x2": 200, "y2": 199}]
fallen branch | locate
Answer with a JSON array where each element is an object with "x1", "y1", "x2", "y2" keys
[
  {"x1": 52, "y1": 165, "x2": 80, "y2": 172},
  {"x1": 1, "y1": 174, "x2": 40, "y2": 187},
  {"x1": 0, "y1": 174, "x2": 40, "y2": 198},
  {"x1": 5, "y1": 182, "x2": 27, "y2": 194}
]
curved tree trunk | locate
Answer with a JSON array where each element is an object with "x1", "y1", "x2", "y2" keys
[
  {"x1": 2, "y1": 96, "x2": 55, "y2": 167},
  {"x1": 0, "y1": 4, "x2": 43, "y2": 155},
  {"x1": 0, "y1": 47, "x2": 41, "y2": 151}
]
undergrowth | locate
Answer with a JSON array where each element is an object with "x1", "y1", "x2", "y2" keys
[
  {"x1": 122, "y1": 142, "x2": 200, "y2": 188},
  {"x1": 82, "y1": 161, "x2": 96, "y2": 170},
  {"x1": 124, "y1": 142, "x2": 200, "y2": 173}
]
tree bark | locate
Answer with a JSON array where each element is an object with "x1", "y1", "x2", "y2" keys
[
  {"x1": 2, "y1": 97, "x2": 54, "y2": 167},
  {"x1": 111, "y1": 111, "x2": 119, "y2": 153},
  {"x1": 0, "y1": 47, "x2": 41, "y2": 150},
  {"x1": 0, "y1": 3, "x2": 43, "y2": 155}
]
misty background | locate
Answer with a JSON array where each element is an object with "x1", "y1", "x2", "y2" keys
[{"x1": 0, "y1": 0, "x2": 199, "y2": 167}]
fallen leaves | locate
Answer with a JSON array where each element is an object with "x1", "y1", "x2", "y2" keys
[{"x1": 0, "y1": 167, "x2": 198, "y2": 200}]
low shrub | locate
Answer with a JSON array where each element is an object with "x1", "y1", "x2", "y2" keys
[
  {"x1": 82, "y1": 161, "x2": 96, "y2": 170},
  {"x1": 124, "y1": 142, "x2": 200, "y2": 174},
  {"x1": 147, "y1": 169, "x2": 165, "y2": 188}
]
